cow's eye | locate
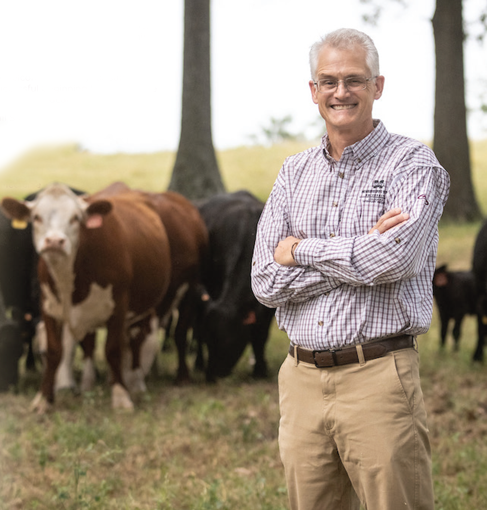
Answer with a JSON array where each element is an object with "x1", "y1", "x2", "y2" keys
[
  {"x1": 33, "y1": 214, "x2": 42, "y2": 223},
  {"x1": 70, "y1": 215, "x2": 81, "y2": 225}
]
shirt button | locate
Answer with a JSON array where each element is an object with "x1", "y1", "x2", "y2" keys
[
  {"x1": 333, "y1": 201, "x2": 338, "y2": 207},
  {"x1": 395, "y1": 237, "x2": 401, "y2": 244},
  {"x1": 330, "y1": 233, "x2": 335, "y2": 238},
  {"x1": 338, "y1": 172, "x2": 344, "y2": 179},
  {"x1": 318, "y1": 321, "x2": 324, "y2": 326},
  {"x1": 252, "y1": 261, "x2": 256, "y2": 265}
]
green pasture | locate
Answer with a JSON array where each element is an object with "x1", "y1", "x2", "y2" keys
[{"x1": 0, "y1": 140, "x2": 487, "y2": 509}]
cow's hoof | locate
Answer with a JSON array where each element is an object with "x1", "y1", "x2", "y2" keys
[
  {"x1": 111, "y1": 383, "x2": 135, "y2": 411},
  {"x1": 30, "y1": 392, "x2": 52, "y2": 414}
]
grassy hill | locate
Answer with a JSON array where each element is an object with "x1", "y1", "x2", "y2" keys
[{"x1": 1, "y1": 140, "x2": 487, "y2": 509}]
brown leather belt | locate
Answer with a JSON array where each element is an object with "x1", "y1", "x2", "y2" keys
[{"x1": 288, "y1": 334, "x2": 414, "y2": 368}]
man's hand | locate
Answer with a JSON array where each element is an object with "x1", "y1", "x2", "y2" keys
[
  {"x1": 368, "y1": 208, "x2": 409, "y2": 235},
  {"x1": 274, "y1": 236, "x2": 300, "y2": 266}
]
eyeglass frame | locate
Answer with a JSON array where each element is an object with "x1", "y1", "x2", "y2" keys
[{"x1": 313, "y1": 75, "x2": 378, "y2": 93}]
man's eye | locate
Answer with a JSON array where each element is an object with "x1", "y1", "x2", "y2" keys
[{"x1": 321, "y1": 80, "x2": 336, "y2": 87}]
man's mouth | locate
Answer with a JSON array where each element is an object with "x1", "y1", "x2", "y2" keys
[{"x1": 331, "y1": 104, "x2": 356, "y2": 110}]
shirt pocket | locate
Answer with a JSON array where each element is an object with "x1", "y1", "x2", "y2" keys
[{"x1": 348, "y1": 198, "x2": 386, "y2": 236}]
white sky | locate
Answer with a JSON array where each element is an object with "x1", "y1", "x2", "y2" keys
[{"x1": 0, "y1": 0, "x2": 485, "y2": 170}]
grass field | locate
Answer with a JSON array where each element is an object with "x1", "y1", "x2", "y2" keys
[{"x1": 0, "y1": 139, "x2": 487, "y2": 509}]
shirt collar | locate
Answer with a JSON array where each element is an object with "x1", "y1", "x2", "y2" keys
[{"x1": 321, "y1": 120, "x2": 389, "y2": 164}]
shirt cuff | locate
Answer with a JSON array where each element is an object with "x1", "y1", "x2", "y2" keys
[{"x1": 293, "y1": 238, "x2": 324, "y2": 266}]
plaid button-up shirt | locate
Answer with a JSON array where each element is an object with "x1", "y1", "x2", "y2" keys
[{"x1": 251, "y1": 121, "x2": 450, "y2": 350}]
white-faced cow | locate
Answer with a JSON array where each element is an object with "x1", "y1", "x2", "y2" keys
[{"x1": 1, "y1": 183, "x2": 172, "y2": 412}]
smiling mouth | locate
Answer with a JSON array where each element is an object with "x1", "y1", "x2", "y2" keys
[{"x1": 331, "y1": 104, "x2": 356, "y2": 110}]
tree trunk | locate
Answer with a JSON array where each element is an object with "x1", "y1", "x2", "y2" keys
[
  {"x1": 168, "y1": 0, "x2": 225, "y2": 200},
  {"x1": 432, "y1": 0, "x2": 482, "y2": 222}
]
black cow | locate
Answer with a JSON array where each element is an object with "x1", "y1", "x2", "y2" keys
[
  {"x1": 195, "y1": 190, "x2": 275, "y2": 381},
  {"x1": 0, "y1": 206, "x2": 39, "y2": 387},
  {"x1": 472, "y1": 220, "x2": 487, "y2": 362},
  {"x1": 432, "y1": 265, "x2": 476, "y2": 351}
]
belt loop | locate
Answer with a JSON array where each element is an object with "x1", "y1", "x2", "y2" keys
[
  {"x1": 356, "y1": 344, "x2": 366, "y2": 366},
  {"x1": 294, "y1": 344, "x2": 299, "y2": 366}
]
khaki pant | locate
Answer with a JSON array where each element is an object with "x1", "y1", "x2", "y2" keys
[{"x1": 278, "y1": 347, "x2": 434, "y2": 510}]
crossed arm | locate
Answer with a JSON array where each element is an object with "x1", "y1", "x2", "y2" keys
[{"x1": 274, "y1": 208, "x2": 410, "y2": 266}]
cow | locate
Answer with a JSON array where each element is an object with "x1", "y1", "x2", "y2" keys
[
  {"x1": 0, "y1": 186, "x2": 87, "y2": 390},
  {"x1": 195, "y1": 190, "x2": 275, "y2": 382},
  {"x1": 472, "y1": 220, "x2": 487, "y2": 362},
  {"x1": 432, "y1": 265, "x2": 476, "y2": 351},
  {"x1": 1, "y1": 183, "x2": 172, "y2": 412},
  {"x1": 89, "y1": 182, "x2": 209, "y2": 383},
  {"x1": 0, "y1": 206, "x2": 39, "y2": 378},
  {"x1": 142, "y1": 189, "x2": 209, "y2": 383}
]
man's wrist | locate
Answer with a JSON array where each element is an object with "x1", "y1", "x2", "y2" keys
[{"x1": 291, "y1": 241, "x2": 300, "y2": 261}]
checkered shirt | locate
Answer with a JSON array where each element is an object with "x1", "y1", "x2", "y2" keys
[{"x1": 251, "y1": 121, "x2": 450, "y2": 350}]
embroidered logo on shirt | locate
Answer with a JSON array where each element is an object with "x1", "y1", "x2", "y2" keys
[
  {"x1": 418, "y1": 194, "x2": 429, "y2": 205},
  {"x1": 362, "y1": 180, "x2": 387, "y2": 203}
]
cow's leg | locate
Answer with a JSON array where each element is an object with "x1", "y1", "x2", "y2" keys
[
  {"x1": 139, "y1": 315, "x2": 159, "y2": 376},
  {"x1": 31, "y1": 315, "x2": 63, "y2": 413},
  {"x1": 54, "y1": 324, "x2": 77, "y2": 392},
  {"x1": 250, "y1": 311, "x2": 273, "y2": 379},
  {"x1": 24, "y1": 316, "x2": 38, "y2": 372},
  {"x1": 452, "y1": 316, "x2": 463, "y2": 352},
  {"x1": 174, "y1": 293, "x2": 191, "y2": 384},
  {"x1": 439, "y1": 313, "x2": 449, "y2": 349},
  {"x1": 473, "y1": 314, "x2": 485, "y2": 362},
  {"x1": 124, "y1": 314, "x2": 158, "y2": 395},
  {"x1": 80, "y1": 332, "x2": 96, "y2": 392},
  {"x1": 105, "y1": 306, "x2": 134, "y2": 410}
]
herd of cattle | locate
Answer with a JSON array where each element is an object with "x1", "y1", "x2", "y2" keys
[
  {"x1": 2, "y1": 181, "x2": 487, "y2": 413},
  {"x1": 0, "y1": 183, "x2": 274, "y2": 412}
]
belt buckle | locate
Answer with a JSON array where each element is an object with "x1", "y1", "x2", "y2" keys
[{"x1": 312, "y1": 347, "x2": 341, "y2": 368}]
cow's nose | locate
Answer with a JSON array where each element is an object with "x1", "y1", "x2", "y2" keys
[{"x1": 45, "y1": 236, "x2": 66, "y2": 250}]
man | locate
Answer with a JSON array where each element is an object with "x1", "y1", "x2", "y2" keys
[{"x1": 251, "y1": 28, "x2": 449, "y2": 510}]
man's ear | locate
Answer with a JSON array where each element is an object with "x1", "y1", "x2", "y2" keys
[
  {"x1": 374, "y1": 75, "x2": 385, "y2": 100},
  {"x1": 309, "y1": 80, "x2": 319, "y2": 104}
]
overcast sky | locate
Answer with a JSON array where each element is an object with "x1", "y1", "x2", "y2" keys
[{"x1": 0, "y1": 0, "x2": 485, "y2": 170}]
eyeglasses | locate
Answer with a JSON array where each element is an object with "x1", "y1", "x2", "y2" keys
[{"x1": 313, "y1": 76, "x2": 378, "y2": 93}]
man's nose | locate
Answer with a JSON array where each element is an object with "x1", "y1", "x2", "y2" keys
[{"x1": 335, "y1": 80, "x2": 350, "y2": 95}]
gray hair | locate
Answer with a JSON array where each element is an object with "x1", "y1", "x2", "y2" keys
[{"x1": 309, "y1": 28, "x2": 380, "y2": 80}]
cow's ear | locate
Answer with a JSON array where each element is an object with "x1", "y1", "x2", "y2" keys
[
  {"x1": 84, "y1": 200, "x2": 112, "y2": 229},
  {"x1": 1, "y1": 198, "x2": 32, "y2": 222},
  {"x1": 433, "y1": 272, "x2": 448, "y2": 287}
]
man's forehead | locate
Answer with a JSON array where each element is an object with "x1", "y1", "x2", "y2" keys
[{"x1": 315, "y1": 45, "x2": 369, "y2": 75}]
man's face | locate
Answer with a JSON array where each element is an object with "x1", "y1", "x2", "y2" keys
[{"x1": 309, "y1": 44, "x2": 384, "y2": 140}]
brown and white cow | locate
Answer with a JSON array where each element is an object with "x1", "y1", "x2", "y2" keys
[
  {"x1": 1, "y1": 183, "x2": 172, "y2": 413},
  {"x1": 93, "y1": 182, "x2": 209, "y2": 383}
]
